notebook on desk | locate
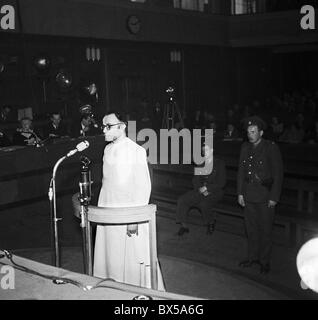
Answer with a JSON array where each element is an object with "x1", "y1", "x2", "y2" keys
[{"x1": 0, "y1": 145, "x2": 26, "y2": 152}]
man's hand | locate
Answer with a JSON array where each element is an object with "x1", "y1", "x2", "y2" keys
[
  {"x1": 238, "y1": 195, "x2": 245, "y2": 207},
  {"x1": 268, "y1": 200, "x2": 277, "y2": 208},
  {"x1": 127, "y1": 224, "x2": 138, "y2": 237},
  {"x1": 27, "y1": 137, "x2": 36, "y2": 145}
]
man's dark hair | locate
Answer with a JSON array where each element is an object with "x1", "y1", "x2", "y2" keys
[
  {"x1": 51, "y1": 111, "x2": 61, "y2": 117},
  {"x1": 105, "y1": 110, "x2": 127, "y2": 125}
]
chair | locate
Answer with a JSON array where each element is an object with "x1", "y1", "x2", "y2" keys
[{"x1": 72, "y1": 193, "x2": 159, "y2": 290}]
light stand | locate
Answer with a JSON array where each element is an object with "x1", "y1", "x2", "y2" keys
[
  {"x1": 162, "y1": 97, "x2": 184, "y2": 130},
  {"x1": 42, "y1": 79, "x2": 47, "y2": 104},
  {"x1": 162, "y1": 87, "x2": 184, "y2": 130},
  {"x1": 78, "y1": 156, "x2": 93, "y2": 275},
  {"x1": 48, "y1": 155, "x2": 67, "y2": 268}
]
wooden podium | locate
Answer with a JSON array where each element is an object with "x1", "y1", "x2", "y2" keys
[{"x1": 72, "y1": 193, "x2": 159, "y2": 290}]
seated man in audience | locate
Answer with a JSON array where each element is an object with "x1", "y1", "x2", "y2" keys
[
  {"x1": 225, "y1": 108, "x2": 240, "y2": 129},
  {"x1": 305, "y1": 120, "x2": 318, "y2": 144},
  {"x1": 176, "y1": 142, "x2": 226, "y2": 236},
  {"x1": 279, "y1": 123, "x2": 304, "y2": 144},
  {"x1": 204, "y1": 120, "x2": 221, "y2": 139},
  {"x1": 192, "y1": 109, "x2": 204, "y2": 129},
  {"x1": 0, "y1": 105, "x2": 16, "y2": 123},
  {"x1": 12, "y1": 117, "x2": 42, "y2": 146},
  {"x1": 203, "y1": 111, "x2": 215, "y2": 130},
  {"x1": 223, "y1": 123, "x2": 240, "y2": 140},
  {"x1": 72, "y1": 114, "x2": 101, "y2": 138},
  {"x1": 0, "y1": 127, "x2": 11, "y2": 147},
  {"x1": 268, "y1": 116, "x2": 284, "y2": 141},
  {"x1": 43, "y1": 111, "x2": 69, "y2": 140}
]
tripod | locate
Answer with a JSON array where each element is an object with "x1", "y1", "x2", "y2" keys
[{"x1": 161, "y1": 99, "x2": 184, "y2": 130}]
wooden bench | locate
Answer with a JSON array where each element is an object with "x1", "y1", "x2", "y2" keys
[
  {"x1": 201, "y1": 166, "x2": 318, "y2": 248},
  {"x1": 150, "y1": 164, "x2": 318, "y2": 248},
  {"x1": 151, "y1": 187, "x2": 295, "y2": 246}
]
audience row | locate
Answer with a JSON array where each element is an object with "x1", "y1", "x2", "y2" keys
[
  {"x1": 0, "y1": 112, "x2": 102, "y2": 147},
  {"x1": 1, "y1": 88, "x2": 318, "y2": 147}
]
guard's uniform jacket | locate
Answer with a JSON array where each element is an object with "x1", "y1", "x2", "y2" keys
[{"x1": 237, "y1": 139, "x2": 283, "y2": 203}]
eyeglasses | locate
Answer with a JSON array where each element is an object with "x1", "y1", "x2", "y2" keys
[{"x1": 101, "y1": 123, "x2": 123, "y2": 130}]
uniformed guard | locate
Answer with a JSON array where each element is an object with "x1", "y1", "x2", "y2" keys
[{"x1": 237, "y1": 116, "x2": 283, "y2": 274}]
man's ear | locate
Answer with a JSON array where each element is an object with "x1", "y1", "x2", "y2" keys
[
  {"x1": 120, "y1": 122, "x2": 127, "y2": 131},
  {"x1": 260, "y1": 130, "x2": 264, "y2": 137}
]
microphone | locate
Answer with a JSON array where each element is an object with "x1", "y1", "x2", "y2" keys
[{"x1": 66, "y1": 140, "x2": 89, "y2": 157}]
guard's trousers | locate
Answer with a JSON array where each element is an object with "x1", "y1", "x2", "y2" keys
[{"x1": 244, "y1": 202, "x2": 275, "y2": 265}]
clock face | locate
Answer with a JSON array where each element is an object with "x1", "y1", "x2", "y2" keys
[{"x1": 127, "y1": 15, "x2": 141, "y2": 34}]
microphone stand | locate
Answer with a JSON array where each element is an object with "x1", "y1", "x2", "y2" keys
[
  {"x1": 48, "y1": 155, "x2": 67, "y2": 268},
  {"x1": 48, "y1": 141, "x2": 90, "y2": 268},
  {"x1": 78, "y1": 156, "x2": 93, "y2": 276}
]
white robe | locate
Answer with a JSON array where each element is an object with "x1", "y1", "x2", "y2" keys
[{"x1": 93, "y1": 137, "x2": 165, "y2": 290}]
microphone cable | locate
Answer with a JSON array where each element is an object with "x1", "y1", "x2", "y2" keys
[
  {"x1": 0, "y1": 250, "x2": 134, "y2": 294},
  {"x1": 0, "y1": 249, "x2": 88, "y2": 291},
  {"x1": 0, "y1": 249, "x2": 159, "y2": 298}
]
